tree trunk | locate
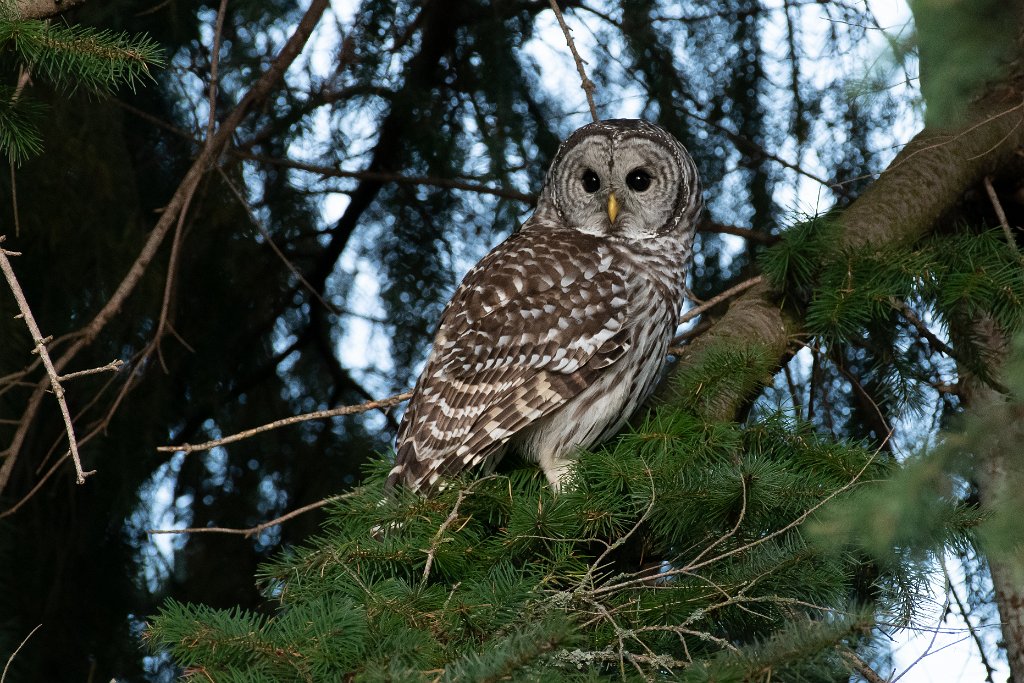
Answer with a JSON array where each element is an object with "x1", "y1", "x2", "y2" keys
[{"x1": 958, "y1": 319, "x2": 1024, "y2": 682}]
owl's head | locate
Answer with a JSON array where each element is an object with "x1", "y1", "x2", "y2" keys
[{"x1": 542, "y1": 119, "x2": 703, "y2": 240}]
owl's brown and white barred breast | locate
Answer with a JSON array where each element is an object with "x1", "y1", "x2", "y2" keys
[{"x1": 387, "y1": 119, "x2": 703, "y2": 493}]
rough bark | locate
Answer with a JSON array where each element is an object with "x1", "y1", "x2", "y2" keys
[
  {"x1": 958, "y1": 318, "x2": 1024, "y2": 682},
  {"x1": 11, "y1": 0, "x2": 85, "y2": 19}
]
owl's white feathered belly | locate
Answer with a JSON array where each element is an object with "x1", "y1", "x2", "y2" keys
[{"x1": 510, "y1": 298, "x2": 674, "y2": 489}]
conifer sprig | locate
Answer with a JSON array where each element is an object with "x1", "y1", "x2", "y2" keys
[
  {"x1": 0, "y1": 16, "x2": 163, "y2": 163},
  {"x1": 0, "y1": 20, "x2": 163, "y2": 94},
  {"x1": 0, "y1": 84, "x2": 43, "y2": 164}
]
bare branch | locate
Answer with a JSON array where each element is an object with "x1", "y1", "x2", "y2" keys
[
  {"x1": 699, "y1": 220, "x2": 779, "y2": 245},
  {"x1": 0, "y1": 239, "x2": 93, "y2": 484},
  {"x1": 422, "y1": 488, "x2": 470, "y2": 584},
  {"x1": 592, "y1": 432, "x2": 889, "y2": 597},
  {"x1": 0, "y1": 452, "x2": 68, "y2": 519},
  {"x1": 235, "y1": 152, "x2": 535, "y2": 202},
  {"x1": 677, "y1": 276, "x2": 764, "y2": 330},
  {"x1": 983, "y1": 175, "x2": 1020, "y2": 259},
  {"x1": 838, "y1": 647, "x2": 886, "y2": 683},
  {"x1": 1, "y1": 624, "x2": 41, "y2": 683},
  {"x1": 942, "y1": 558, "x2": 998, "y2": 683},
  {"x1": 578, "y1": 457, "x2": 657, "y2": 591},
  {"x1": 147, "y1": 493, "x2": 350, "y2": 538},
  {"x1": 206, "y1": 0, "x2": 230, "y2": 142},
  {"x1": 217, "y1": 166, "x2": 340, "y2": 314},
  {"x1": 891, "y1": 298, "x2": 956, "y2": 359},
  {"x1": 547, "y1": 0, "x2": 600, "y2": 122},
  {"x1": 57, "y1": 359, "x2": 124, "y2": 382},
  {"x1": 157, "y1": 391, "x2": 412, "y2": 454}
]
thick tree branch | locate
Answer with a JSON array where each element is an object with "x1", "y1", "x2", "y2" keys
[
  {"x1": 673, "y1": 86, "x2": 1024, "y2": 422},
  {"x1": 10, "y1": 0, "x2": 85, "y2": 19}
]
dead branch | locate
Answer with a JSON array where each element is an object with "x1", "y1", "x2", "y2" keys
[
  {"x1": 591, "y1": 431, "x2": 889, "y2": 597},
  {"x1": 157, "y1": 391, "x2": 412, "y2": 454},
  {"x1": 421, "y1": 488, "x2": 469, "y2": 584},
  {"x1": 57, "y1": 359, "x2": 124, "y2": 383},
  {"x1": 942, "y1": 558, "x2": 998, "y2": 683},
  {"x1": 890, "y1": 298, "x2": 956, "y2": 359},
  {"x1": 677, "y1": 276, "x2": 764, "y2": 330},
  {"x1": 984, "y1": 175, "x2": 1020, "y2": 258},
  {"x1": 217, "y1": 166, "x2": 340, "y2": 314},
  {"x1": 699, "y1": 220, "x2": 779, "y2": 245},
  {"x1": 1, "y1": 624, "x2": 41, "y2": 683},
  {"x1": 547, "y1": 0, "x2": 600, "y2": 122},
  {"x1": 147, "y1": 493, "x2": 350, "y2": 538},
  {"x1": 235, "y1": 152, "x2": 536, "y2": 202},
  {"x1": 838, "y1": 648, "x2": 886, "y2": 683},
  {"x1": 0, "y1": 238, "x2": 93, "y2": 484}
]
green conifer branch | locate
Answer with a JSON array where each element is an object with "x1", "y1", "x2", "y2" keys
[
  {"x1": 0, "y1": 86, "x2": 43, "y2": 164},
  {"x1": 0, "y1": 20, "x2": 163, "y2": 94}
]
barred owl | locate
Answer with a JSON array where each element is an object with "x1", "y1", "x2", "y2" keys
[{"x1": 387, "y1": 119, "x2": 703, "y2": 493}]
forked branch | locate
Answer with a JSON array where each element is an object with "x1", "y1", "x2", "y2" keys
[{"x1": 0, "y1": 238, "x2": 94, "y2": 484}]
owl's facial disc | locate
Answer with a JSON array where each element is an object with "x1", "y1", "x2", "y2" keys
[{"x1": 548, "y1": 128, "x2": 688, "y2": 240}]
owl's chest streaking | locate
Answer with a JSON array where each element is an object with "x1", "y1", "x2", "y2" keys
[{"x1": 506, "y1": 226, "x2": 691, "y2": 487}]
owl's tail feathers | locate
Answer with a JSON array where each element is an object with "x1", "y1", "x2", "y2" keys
[{"x1": 383, "y1": 462, "x2": 406, "y2": 493}]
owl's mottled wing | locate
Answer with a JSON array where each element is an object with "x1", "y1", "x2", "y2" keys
[{"x1": 388, "y1": 227, "x2": 630, "y2": 492}]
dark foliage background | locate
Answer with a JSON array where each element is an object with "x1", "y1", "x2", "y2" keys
[{"x1": 3, "y1": 0, "x2": 1020, "y2": 680}]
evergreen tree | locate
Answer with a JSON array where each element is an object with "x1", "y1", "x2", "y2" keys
[{"x1": 0, "y1": 0, "x2": 1022, "y2": 680}]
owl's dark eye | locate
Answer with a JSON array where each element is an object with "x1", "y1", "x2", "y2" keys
[
  {"x1": 581, "y1": 169, "x2": 601, "y2": 193},
  {"x1": 626, "y1": 168, "x2": 652, "y2": 192}
]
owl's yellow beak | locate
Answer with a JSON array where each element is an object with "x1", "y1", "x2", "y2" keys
[{"x1": 607, "y1": 193, "x2": 619, "y2": 224}]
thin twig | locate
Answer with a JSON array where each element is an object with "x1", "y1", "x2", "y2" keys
[
  {"x1": 206, "y1": 0, "x2": 229, "y2": 142},
  {"x1": 889, "y1": 555, "x2": 952, "y2": 683},
  {"x1": 670, "y1": 276, "x2": 765, "y2": 351},
  {"x1": 684, "y1": 472, "x2": 748, "y2": 567},
  {"x1": 983, "y1": 175, "x2": 1020, "y2": 259},
  {"x1": 547, "y1": 0, "x2": 600, "y2": 122},
  {"x1": 0, "y1": 452, "x2": 68, "y2": 519},
  {"x1": 578, "y1": 457, "x2": 657, "y2": 591},
  {"x1": 1, "y1": 623, "x2": 41, "y2": 683},
  {"x1": 421, "y1": 488, "x2": 470, "y2": 584},
  {"x1": 9, "y1": 67, "x2": 31, "y2": 237},
  {"x1": 942, "y1": 558, "x2": 997, "y2": 683},
  {"x1": 147, "y1": 493, "x2": 350, "y2": 537},
  {"x1": 217, "y1": 166, "x2": 340, "y2": 314},
  {"x1": 0, "y1": 238, "x2": 93, "y2": 484},
  {"x1": 666, "y1": 321, "x2": 712, "y2": 354},
  {"x1": 838, "y1": 647, "x2": 886, "y2": 683},
  {"x1": 57, "y1": 359, "x2": 124, "y2": 382},
  {"x1": 235, "y1": 152, "x2": 535, "y2": 202},
  {"x1": 700, "y1": 220, "x2": 779, "y2": 245},
  {"x1": 891, "y1": 298, "x2": 955, "y2": 358},
  {"x1": 157, "y1": 391, "x2": 412, "y2": 453}
]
